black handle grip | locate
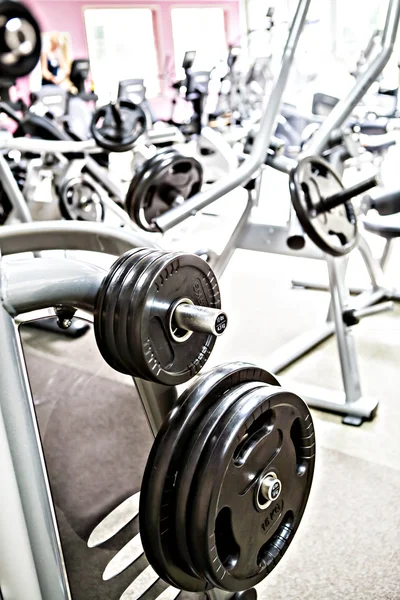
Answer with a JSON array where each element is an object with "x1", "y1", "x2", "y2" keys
[{"x1": 369, "y1": 190, "x2": 400, "y2": 216}]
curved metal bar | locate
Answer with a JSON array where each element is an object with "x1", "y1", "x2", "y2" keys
[
  {"x1": 153, "y1": 0, "x2": 312, "y2": 233},
  {"x1": 0, "y1": 137, "x2": 98, "y2": 153},
  {"x1": 0, "y1": 221, "x2": 161, "y2": 256},
  {"x1": 305, "y1": 0, "x2": 400, "y2": 156},
  {"x1": 1, "y1": 258, "x2": 105, "y2": 316}
]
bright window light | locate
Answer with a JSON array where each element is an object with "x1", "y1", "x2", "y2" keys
[
  {"x1": 171, "y1": 8, "x2": 227, "y2": 79},
  {"x1": 84, "y1": 8, "x2": 159, "y2": 104}
]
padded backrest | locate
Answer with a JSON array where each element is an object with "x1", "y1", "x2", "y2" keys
[
  {"x1": 30, "y1": 85, "x2": 68, "y2": 119},
  {"x1": 186, "y1": 71, "x2": 211, "y2": 96},
  {"x1": 118, "y1": 79, "x2": 147, "y2": 104}
]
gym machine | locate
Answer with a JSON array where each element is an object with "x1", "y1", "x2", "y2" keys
[
  {"x1": 126, "y1": 0, "x2": 400, "y2": 424},
  {"x1": 0, "y1": 4, "x2": 315, "y2": 599}
]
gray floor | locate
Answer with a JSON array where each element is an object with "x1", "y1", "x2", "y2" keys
[{"x1": 20, "y1": 232, "x2": 400, "y2": 600}]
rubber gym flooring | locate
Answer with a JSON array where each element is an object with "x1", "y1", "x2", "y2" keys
[{"x1": 20, "y1": 236, "x2": 400, "y2": 600}]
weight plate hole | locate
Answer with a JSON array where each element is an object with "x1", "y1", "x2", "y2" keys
[
  {"x1": 290, "y1": 418, "x2": 307, "y2": 476},
  {"x1": 301, "y1": 182, "x2": 314, "y2": 213},
  {"x1": 233, "y1": 409, "x2": 275, "y2": 466},
  {"x1": 172, "y1": 162, "x2": 192, "y2": 174},
  {"x1": 256, "y1": 510, "x2": 294, "y2": 569},
  {"x1": 215, "y1": 507, "x2": 240, "y2": 570},
  {"x1": 311, "y1": 164, "x2": 328, "y2": 178},
  {"x1": 328, "y1": 230, "x2": 348, "y2": 246}
]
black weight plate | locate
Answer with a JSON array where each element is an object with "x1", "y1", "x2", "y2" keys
[
  {"x1": 174, "y1": 380, "x2": 270, "y2": 583},
  {"x1": 189, "y1": 386, "x2": 315, "y2": 591},
  {"x1": 290, "y1": 156, "x2": 358, "y2": 256},
  {"x1": 113, "y1": 249, "x2": 168, "y2": 378},
  {"x1": 139, "y1": 363, "x2": 280, "y2": 591},
  {"x1": 91, "y1": 100, "x2": 147, "y2": 152},
  {"x1": 94, "y1": 248, "x2": 151, "y2": 373},
  {"x1": 0, "y1": 1, "x2": 41, "y2": 79},
  {"x1": 95, "y1": 248, "x2": 159, "y2": 375},
  {"x1": 126, "y1": 252, "x2": 220, "y2": 385},
  {"x1": 126, "y1": 150, "x2": 203, "y2": 231},
  {"x1": 125, "y1": 149, "x2": 179, "y2": 225},
  {"x1": 59, "y1": 177, "x2": 105, "y2": 222}
]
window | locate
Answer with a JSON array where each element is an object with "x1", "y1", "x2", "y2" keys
[
  {"x1": 171, "y1": 8, "x2": 227, "y2": 79},
  {"x1": 84, "y1": 8, "x2": 159, "y2": 104}
]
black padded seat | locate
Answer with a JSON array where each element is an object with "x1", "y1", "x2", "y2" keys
[
  {"x1": 15, "y1": 113, "x2": 72, "y2": 141},
  {"x1": 362, "y1": 213, "x2": 400, "y2": 238}
]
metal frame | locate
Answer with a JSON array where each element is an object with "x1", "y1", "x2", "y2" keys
[
  {"x1": 0, "y1": 247, "x2": 237, "y2": 600},
  {"x1": 0, "y1": 6, "x2": 314, "y2": 593},
  {"x1": 0, "y1": 5, "x2": 314, "y2": 597},
  {"x1": 154, "y1": 0, "x2": 400, "y2": 422},
  {"x1": 2, "y1": 2, "x2": 397, "y2": 597}
]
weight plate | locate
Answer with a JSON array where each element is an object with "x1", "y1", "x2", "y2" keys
[
  {"x1": 174, "y1": 380, "x2": 269, "y2": 584},
  {"x1": 129, "y1": 252, "x2": 219, "y2": 384},
  {"x1": 0, "y1": 1, "x2": 41, "y2": 79},
  {"x1": 126, "y1": 149, "x2": 203, "y2": 231},
  {"x1": 59, "y1": 176, "x2": 105, "y2": 222},
  {"x1": 139, "y1": 363, "x2": 280, "y2": 591},
  {"x1": 290, "y1": 156, "x2": 358, "y2": 256},
  {"x1": 95, "y1": 248, "x2": 157, "y2": 375},
  {"x1": 95, "y1": 248, "x2": 146, "y2": 371},
  {"x1": 189, "y1": 385, "x2": 315, "y2": 591},
  {"x1": 114, "y1": 250, "x2": 168, "y2": 378},
  {"x1": 91, "y1": 100, "x2": 147, "y2": 152},
  {"x1": 94, "y1": 250, "x2": 222, "y2": 384},
  {"x1": 125, "y1": 148, "x2": 179, "y2": 227}
]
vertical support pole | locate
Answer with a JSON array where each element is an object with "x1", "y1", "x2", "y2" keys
[
  {"x1": 0, "y1": 405, "x2": 43, "y2": 600},
  {"x1": 133, "y1": 379, "x2": 179, "y2": 437},
  {"x1": 357, "y1": 234, "x2": 387, "y2": 289},
  {"x1": 380, "y1": 238, "x2": 393, "y2": 270},
  {"x1": 0, "y1": 305, "x2": 71, "y2": 600},
  {"x1": 326, "y1": 256, "x2": 362, "y2": 404}
]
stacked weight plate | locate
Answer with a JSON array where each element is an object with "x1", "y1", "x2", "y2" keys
[
  {"x1": 94, "y1": 248, "x2": 221, "y2": 385},
  {"x1": 140, "y1": 362, "x2": 316, "y2": 591},
  {"x1": 126, "y1": 149, "x2": 203, "y2": 231}
]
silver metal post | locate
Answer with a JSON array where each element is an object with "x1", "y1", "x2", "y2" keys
[
  {"x1": 153, "y1": 0, "x2": 312, "y2": 232},
  {"x1": 357, "y1": 233, "x2": 387, "y2": 289},
  {"x1": 211, "y1": 191, "x2": 253, "y2": 279},
  {"x1": 133, "y1": 379, "x2": 179, "y2": 437},
  {"x1": 353, "y1": 300, "x2": 394, "y2": 320},
  {"x1": 305, "y1": 0, "x2": 400, "y2": 156},
  {"x1": 0, "y1": 304, "x2": 71, "y2": 600},
  {"x1": 0, "y1": 153, "x2": 33, "y2": 223},
  {"x1": 0, "y1": 404, "x2": 43, "y2": 600},
  {"x1": 173, "y1": 302, "x2": 227, "y2": 336},
  {"x1": 380, "y1": 238, "x2": 393, "y2": 270},
  {"x1": 326, "y1": 256, "x2": 362, "y2": 403}
]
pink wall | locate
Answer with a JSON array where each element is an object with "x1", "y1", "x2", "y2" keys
[{"x1": 25, "y1": 0, "x2": 241, "y2": 75}]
